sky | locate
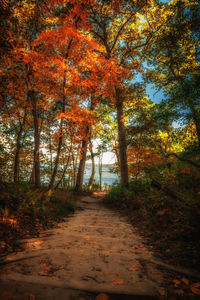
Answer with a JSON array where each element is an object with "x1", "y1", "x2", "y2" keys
[
  {"x1": 87, "y1": 84, "x2": 165, "y2": 165},
  {"x1": 87, "y1": 0, "x2": 169, "y2": 165}
]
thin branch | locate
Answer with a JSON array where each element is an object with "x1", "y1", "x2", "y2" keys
[
  {"x1": 166, "y1": 153, "x2": 200, "y2": 169},
  {"x1": 111, "y1": 14, "x2": 135, "y2": 53}
]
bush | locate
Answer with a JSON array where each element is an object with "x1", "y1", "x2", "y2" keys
[{"x1": 0, "y1": 182, "x2": 77, "y2": 220}]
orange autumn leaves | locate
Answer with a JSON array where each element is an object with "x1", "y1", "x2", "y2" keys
[
  {"x1": 19, "y1": 0, "x2": 128, "y2": 144},
  {"x1": 128, "y1": 146, "x2": 162, "y2": 177}
]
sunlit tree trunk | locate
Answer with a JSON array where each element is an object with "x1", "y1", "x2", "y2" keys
[
  {"x1": 115, "y1": 87, "x2": 129, "y2": 186},
  {"x1": 74, "y1": 138, "x2": 88, "y2": 191},
  {"x1": 98, "y1": 151, "x2": 103, "y2": 191},
  {"x1": 48, "y1": 76, "x2": 66, "y2": 190},
  {"x1": 48, "y1": 118, "x2": 64, "y2": 189},
  {"x1": 75, "y1": 99, "x2": 95, "y2": 192},
  {"x1": 88, "y1": 145, "x2": 95, "y2": 191}
]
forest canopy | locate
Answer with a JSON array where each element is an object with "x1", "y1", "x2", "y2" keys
[{"x1": 0, "y1": 0, "x2": 199, "y2": 192}]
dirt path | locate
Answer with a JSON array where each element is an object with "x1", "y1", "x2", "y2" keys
[{"x1": 0, "y1": 193, "x2": 167, "y2": 299}]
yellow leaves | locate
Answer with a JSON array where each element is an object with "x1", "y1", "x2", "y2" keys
[{"x1": 1, "y1": 209, "x2": 17, "y2": 227}]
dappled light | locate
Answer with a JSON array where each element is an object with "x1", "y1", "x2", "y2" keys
[{"x1": 0, "y1": 0, "x2": 200, "y2": 299}]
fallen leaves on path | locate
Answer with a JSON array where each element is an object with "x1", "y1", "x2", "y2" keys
[
  {"x1": 172, "y1": 279, "x2": 181, "y2": 286},
  {"x1": 129, "y1": 261, "x2": 140, "y2": 271},
  {"x1": 84, "y1": 236, "x2": 96, "y2": 246},
  {"x1": 38, "y1": 262, "x2": 52, "y2": 276},
  {"x1": 175, "y1": 289, "x2": 184, "y2": 296},
  {"x1": 1, "y1": 291, "x2": 14, "y2": 300},
  {"x1": 158, "y1": 287, "x2": 166, "y2": 296},
  {"x1": 95, "y1": 293, "x2": 109, "y2": 300},
  {"x1": 23, "y1": 294, "x2": 35, "y2": 300},
  {"x1": 111, "y1": 278, "x2": 124, "y2": 285},
  {"x1": 190, "y1": 282, "x2": 200, "y2": 295},
  {"x1": 39, "y1": 233, "x2": 53, "y2": 238},
  {"x1": 23, "y1": 240, "x2": 44, "y2": 250},
  {"x1": 1, "y1": 264, "x2": 15, "y2": 274}
]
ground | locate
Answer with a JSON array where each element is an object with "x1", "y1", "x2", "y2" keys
[{"x1": 0, "y1": 192, "x2": 199, "y2": 299}]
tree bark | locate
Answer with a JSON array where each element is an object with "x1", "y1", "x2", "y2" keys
[
  {"x1": 14, "y1": 110, "x2": 27, "y2": 182},
  {"x1": 74, "y1": 99, "x2": 95, "y2": 192},
  {"x1": 99, "y1": 152, "x2": 103, "y2": 191},
  {"x1": 29, "y1": 90, "x2": 40, "y2": 188},
  {"x1": 48, "y1": 118, "x2": 64, "y2": 190},
  {"x1": 48, "y1": 76, "x2": 66, "y2": 190},
  {"x1": 74, "y1": 138, "x2": 88, "y2": 191},
  {"x1": 88, "y1": 146, "x2": 95, "y2": 191},
  {"x1": 187, "y1": 99, "x2": 200, "y2": 148},
  {"x1": 166, "y1": 152, "x2": 200, "y2": 169},
  {"x1": 55, "y1": 155, "x2": 70, "y2": 190},
  {"x1": 115, "y1": 87, "x2": 129, "y2": 186},
  {"x1": 49, "y1": 135, "x2": 53, "y2": 172}
]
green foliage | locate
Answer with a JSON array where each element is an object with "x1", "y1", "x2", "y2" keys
[
  {"x1": 105, "y1": 179, "x2": 151, "y2": 209},
  {"x1": 50, "y1": 196, "x2": 76, "y2": 220},
  {"x1": 91, "y1": 181, "x2": 101, "y2": 192}
]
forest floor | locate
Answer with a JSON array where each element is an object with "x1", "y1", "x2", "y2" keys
[{"x1": 0, "y1": 192, "x2": 199, "y2": 299}]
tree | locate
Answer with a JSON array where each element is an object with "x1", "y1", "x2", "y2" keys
[
  {"x1": 144, "y1": 0, "x2": 200, "y2": 147},
  {"x1": 86, "y1": 0, "x2": 169, "y2": 186}
]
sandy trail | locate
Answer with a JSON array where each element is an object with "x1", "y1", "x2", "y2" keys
[{"x1": 0, "y1": 193, "x2": 165, "y2": 299}]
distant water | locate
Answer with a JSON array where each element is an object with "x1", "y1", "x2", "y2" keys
[{"x1": 83, "y1": 164, "x2": 119, "y2": 187}]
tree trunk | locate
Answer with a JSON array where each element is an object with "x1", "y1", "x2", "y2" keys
[
  {"x1": 187, "y1": 99, "x2": 200, "y2": 148},
  {"x1": 88, "y1": 146, "x2": 95, "y2": 191},
  {"x1": 49, "y1": 135, "x2": 53, "y2": 172},
  {"x1": 14, "y1": 110, "x2": 27, "y2": 182},
  {"x1": 48, "y1": 76, "x2": 66, "y2": 190},
  {"x1": 99, "y1": 152, "x2": 103, "y2": 191},
  {"x1": 115, "y1": 87, "x2": 129, "y2": 186},
  {"x1": 55, "y1": 155, "x2": 70, "y2": 190},
  {"x1": 29, "y1": 166, "x2": 35, "y2": 184},
  {"x1": 29, "y1": 90, "x2": 40, "y2": 188},
  {"x1": 74, "y1": 138, "x2": 88, "y2": 191},
  {"x1": 151, "y1": 179, "x2": 183, "y2": 201},
  {"x1": 74, "y1": 98, "x2": 95, "y2": 192},
  {"x1": 48, "y1": 118, "x2": 64, "y2": 190}
]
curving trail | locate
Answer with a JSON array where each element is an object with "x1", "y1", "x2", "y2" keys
[{"x1": 0, "y1": 193, "x2": 165, "y2": 299}]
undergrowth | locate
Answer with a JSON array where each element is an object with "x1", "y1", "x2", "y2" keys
[
  {"x1": 104, "y1": 178, "x2": 200, "y2": 270},
  {"x1": 0, "y1": 182, "x2": 77, "y2": 253}
]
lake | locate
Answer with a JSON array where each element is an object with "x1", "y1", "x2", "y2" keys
[{"x1": 83, "y1": 164, "x2": 119, "y2": 187}]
